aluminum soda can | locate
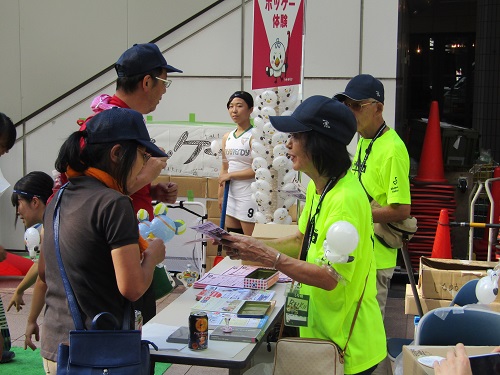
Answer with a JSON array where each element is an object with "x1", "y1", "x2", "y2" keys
[{"x1": 188, "y1": 311, "x2": 208, "y2": 350}]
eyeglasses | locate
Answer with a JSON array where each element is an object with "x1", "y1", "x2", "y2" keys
[
  {"x1": 344, "y1": 101, "x2": 378, "y2": 111},
  {"x1": 155, "y1": 77, "x2": 172, "y2": 88},
  {"x1": 138, "y1": 149, "x2": 151, "y2": 163},
  {"x1": 13, "y1": 190, "x2": 40, "y2": 199}
]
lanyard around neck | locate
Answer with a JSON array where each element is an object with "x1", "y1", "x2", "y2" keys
[
  {"x1": 356, "y1": 122, "x2": 387, "y2": 180},
  {"x1": 300, "y1": 176, "x2": 337, "y2": 261}
]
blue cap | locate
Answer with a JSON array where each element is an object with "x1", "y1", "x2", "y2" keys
[
  {"x1": 334, "y1": 74, "x2": 384, "y2": 104},
  {"x1": 269, "y1": 95, "x2": 357, "y2": 145},
  {"x1": 86, "y1": 107, "x2": 168, "y2": 158},
  {"x1": 115, "y1": 43, "x2": 183, "y2": 77}
]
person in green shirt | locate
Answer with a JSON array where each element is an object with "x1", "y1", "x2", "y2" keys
[
  {"x1": 221, "y1": 96, "x2": 386, "y2": 374},
  {"x1": 335, "y1": 74, "x2": 412, "y2": 375}
]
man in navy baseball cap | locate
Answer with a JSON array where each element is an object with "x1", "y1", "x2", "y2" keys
[
  {"x1": 334, "y1": 74, "x2": 384, "y2": 105},
  {"x1": 115, "y1": 43, "x2": 182, "y2": 77}
]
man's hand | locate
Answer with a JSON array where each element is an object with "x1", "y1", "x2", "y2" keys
[
  {"x1": 434, "y1": 343, "x2": 472, "y2": 375},
  {"x1": 151, "y1": 182, "x2": 178, "y2": 204}
]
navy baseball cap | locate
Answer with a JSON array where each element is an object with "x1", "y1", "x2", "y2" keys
[
  {"x1": 334, "y1": 74, "x2": 384, "y2": 104},
  {"x1": 86, "y1": 107, "x2": 168, "y2": 158},
  {"x1": 115, "y1": 43, "x2": 183, "y2": 78},
  {"x1": 269, "y1": 95, "x2": 357, "y2": 145}
]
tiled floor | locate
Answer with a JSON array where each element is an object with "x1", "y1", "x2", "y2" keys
[{"x1": 1, "y1": 267, "x2": 414, "y2": 374}]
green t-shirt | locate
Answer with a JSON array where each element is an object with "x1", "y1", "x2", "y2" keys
[
  {"x1": 298, "y1": 172, "x2": 386, "y2": 374},
  {"x1": 352, "y1": 127, "x2": 411, "y2": 269}
]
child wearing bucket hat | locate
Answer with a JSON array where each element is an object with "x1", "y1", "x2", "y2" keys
[{"x1": 38, "y1": 107, "x2": 167, "y2": 373}]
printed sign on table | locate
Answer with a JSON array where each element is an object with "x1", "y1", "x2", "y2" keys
[{"x1": 252, "y1": 0, "x2": 305, "y2": 90}]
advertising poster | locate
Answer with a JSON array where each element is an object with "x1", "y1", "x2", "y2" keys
[{"x1": 252, "y1": 0, "x2": 305, "y2": 90}]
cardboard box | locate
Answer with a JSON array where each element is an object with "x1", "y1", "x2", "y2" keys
[
  {"x1": 206, "y1": 200, "x2": 221, "y2": 218},
  {"x1": 405, "y1": 284, "x2": 500, "y2": 315},
  {"x1": 418, "y1": 257, "x2": 498, "y2": 300},
  {"x1": 153, "y1": 175, "x2": 170, "y2": 185},
  {"x1": 206, "y1": 255, "x2": 216, "y2": 272},
  {"x1": 243, "y1": 223, "x2": 299, "y2": 266},
  {"x1": 169, "y1": 176, "x2": 207, "y2": 198},
  {"x1": 402, "y1": 345, "x2": 497, "y2": 375},
  {"x1": 252, "y1": 223, "x2": 299, "y2": 239},
  {"x1": 207, "y1": 178, "x2": 219, "y2": 199}
]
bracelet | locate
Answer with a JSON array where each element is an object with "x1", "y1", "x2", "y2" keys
[{"x1": 273, "y1": 252, "x2": 282, "y2": 269}]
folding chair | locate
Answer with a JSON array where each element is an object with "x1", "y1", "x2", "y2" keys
[{"x1": 415, "y1": 306, "x2": 500, "y2": 346}]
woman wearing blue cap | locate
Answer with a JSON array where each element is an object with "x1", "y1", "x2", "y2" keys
[
  {"x1": 221, "y1": 96, "x2": 386, "y2": 374},
  {"x1": 38, "y1": 107, "x2": 167, "y2": 373}
]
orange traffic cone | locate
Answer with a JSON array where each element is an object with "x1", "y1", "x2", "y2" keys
[
  {"x1": 414, "y1": 101, "x2": 447, "y2": 183},
  {"x1": 431, "y1": 208, "x2": 452, "y2": 259}
]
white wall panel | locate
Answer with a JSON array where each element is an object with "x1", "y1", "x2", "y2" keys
[
  {"x1": 361, "y1": 0, "x2": 399, "y2": 78},
  {"x1": 162, "y1": 8, "x2": 244, "y2": 77},
  {"x1": 0, "y1": 0, "x2": 21, "y2": 120},
  {"x1": 304, "y1": 0, "x2": 361, "y2": 78}
]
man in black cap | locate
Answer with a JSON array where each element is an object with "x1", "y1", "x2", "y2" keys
[
  {"x1": 335, "y1": 75, "x2": 411, "y2": 375},
  {"x1": 25, "y1": 45, "x2": 182, "y2": 343}
]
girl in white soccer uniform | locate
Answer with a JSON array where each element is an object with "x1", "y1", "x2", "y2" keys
[{"x1": 218, "y1": 91, "x2": 257, "y2": 235}]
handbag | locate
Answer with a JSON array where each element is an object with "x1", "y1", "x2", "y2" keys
[
  {"x1": 152, "y1": 264, "x2": 175, "y2": 300},
  {"x1": 273, "y1": 261, "x2": 372, "y2": 375},
  {"x1": 52, "y1": 185, "x2": 156, "y2": 375},
  {"x1": 371, "y1": 200, "x2": 417, "y2": 249},
  {"x1": 273, "y1": 337, "x2": 344, "y2": 375}
]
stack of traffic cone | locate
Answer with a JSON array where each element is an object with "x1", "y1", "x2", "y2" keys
[
  {"x1": 408, "y1": 101, "x2": 455, "y2": 269},
  {"x1": 413, "y1": 101, "x2": 447, "y2": 184},
  {"x1": 431, "y1": 209, "x2": 452, "y2": 259}
]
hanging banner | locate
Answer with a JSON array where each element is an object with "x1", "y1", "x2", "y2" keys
[{"x1": 252, "y1": 0, "x2": 305, "y2": 91}]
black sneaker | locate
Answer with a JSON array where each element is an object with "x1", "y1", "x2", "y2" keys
[{"x1": 0, "y1": 350, "x2": 15, "y2": 363}]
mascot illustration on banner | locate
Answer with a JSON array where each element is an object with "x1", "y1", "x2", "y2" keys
[{"x1": 265, "y1": 31, "x2": 291, "y2": 84}]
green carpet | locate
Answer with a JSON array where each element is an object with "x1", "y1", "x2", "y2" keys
[
  {"x1": 1, "y1": 347, "x2": 44, "y2": 374},
  {"x1": 2, "y1": 347, "x2": 171, "y2": 374}
]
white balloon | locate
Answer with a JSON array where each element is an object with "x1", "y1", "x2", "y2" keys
[
  {"x1": 281, "y1": 110, "x2": 294, "y2": 116},
  {"x1": 255, "y1": 167, "x2": 272, "y2": 182},
  {"x1": 273, "y1": 208, "x2": 289, "y2": 224},
  {"x1": 262, "y1": 122, "x2": 276, "y2": 138},
  {"x1": 210, "y1": 139, "x2": 222, "y2": 157},
  {"x1": 251, "y1": 107, "x2": 261, "y2": 119},
  {"x1": 253, "y1": 116, "x2": 265, "y2": 129},
  {"x1": 252, "y1": 157, "x2": 268, "y2": 172},
  {"x1": 272, "y1": 132, "x2": 289, "y2": 146},
  {"x1": 273, "y1": 144, "x2": 288, "y2": 158},
  {"x1": 254, "y1": 191, "x2": 271, "y2": 208},
  {"x1": 272, "y1": 155, "x2": 289, "y2": 171},
  {"x1": 250, "y1": 181, "x2": 258, "y2": 193},
  {"x1": 254, "y1": 211, "x2": 268, "y2": 224},
  {"x1": 261, "y1": 90, "x2": 278, "y2": 107},
  {"x1": 282, "y1": 182, "x2": 296, "y2": 192},
  {"x1": 326, "y1": 221, "x2": 359, "y2": 255},
  {"x1": 24, "y1": 227, "x2": 41, "y2": 259},
  {"x1": 283, "y1": 215, "x2": 293, "y2": 225},
  {"x1": 255, "y1": 94, "x2": 265, "y2": 108},
  {"x1": 283, "y1": 196, "x2": 296, "y2": 209},
  {"x1": 260, "y1": 106, "x2": 276, "y2": 120},
  {"x1": 251, "y1": 127, "x2": 264, "y2": 142},
  {"x1": 283, "y1": 170, "x2": 297, "y2": 184},
  {"x1": 255, "y1": 179, "x2": 272, "y2": 193},
  {"x1": 252, "y1": 141, "x2": 267, "y2": 158},
  {"x1": 476, "y1": 273, "x2": 498, "y2": 304}
]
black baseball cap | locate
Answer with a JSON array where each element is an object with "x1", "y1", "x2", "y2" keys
[
  {"x1": 115, "y1": 43, "x2": 183, "y2": 78},
  {"x1": 227, "y1": 91, "x2": 254, "y2": 109},
  {"x1": 85, "y1": 107, "x2": 168, "y2": 158},
  {"x1": 269, "y1": 95, "x2": 356, "y2": 145},
  {"x1": 334, "y1": 74, "x2": 385, "y2": 104}
]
